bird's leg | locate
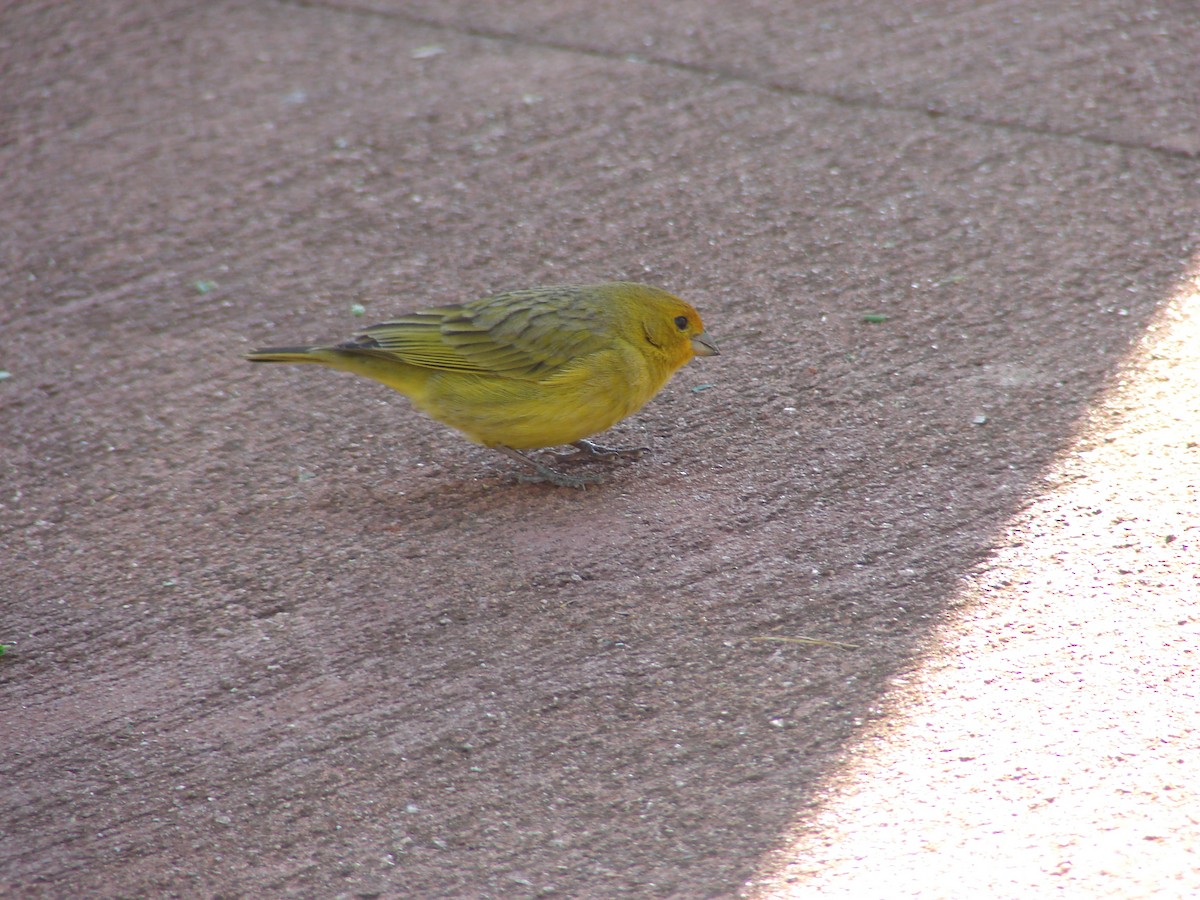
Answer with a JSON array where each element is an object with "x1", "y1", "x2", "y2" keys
[
  {"x1": 549, "y1": 438, "x2": 650, "y2": 464},
  {"x1": 493, "y1": 446, "x2": 602, "y2": 489}
]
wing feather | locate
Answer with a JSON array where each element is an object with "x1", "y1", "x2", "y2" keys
[{"x1": 340, "y1": 287, "x2": 616, "y2": 379}]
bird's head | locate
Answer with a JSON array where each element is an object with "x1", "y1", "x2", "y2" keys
[{"x1": 618, "y1": 283, "x2": 719, "y2": 369}]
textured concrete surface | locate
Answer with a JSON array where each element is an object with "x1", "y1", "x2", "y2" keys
[{"x1": 2, "y1": 1, "x2": 1197, "y2": 896}]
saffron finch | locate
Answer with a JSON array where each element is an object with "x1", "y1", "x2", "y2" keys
[{"x1": 246, "y1": 281, "x2": 719, "y2": 486}]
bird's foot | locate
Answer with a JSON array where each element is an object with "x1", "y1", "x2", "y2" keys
[
  {"x1": 548, "y1": 439, "x2": 650, "y2": 464},
  {"x1": 495, "y1": 446, "x2": 604, "y2": 489}
]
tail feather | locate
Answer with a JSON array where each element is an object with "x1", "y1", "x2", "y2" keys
[
  {"x1": 245, "y1": 344, "x2": 428, "y2": 397},
  {"x1": 245, "y1": 346, "x2": 326, "y2": 363}
]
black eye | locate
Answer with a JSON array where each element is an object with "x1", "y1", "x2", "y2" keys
[{"x1": 674, "y1": 315, "x2": 689, "y2": 330}]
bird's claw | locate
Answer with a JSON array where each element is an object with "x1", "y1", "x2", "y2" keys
[
  {"x1": 549, "y1": 439, "x2": 650, "y2": 464},
  {"x1": 496, "y1": 445, "x2": 604, "y2": 489}
]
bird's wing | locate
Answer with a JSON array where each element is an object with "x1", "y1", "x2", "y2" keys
[{"x1": 344, "y1": 290, "x2": 612, "y2": 379}]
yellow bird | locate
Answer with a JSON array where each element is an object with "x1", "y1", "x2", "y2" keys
[{"x1": 246, "y1": 281, "x2": 719, "y2": 486}]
